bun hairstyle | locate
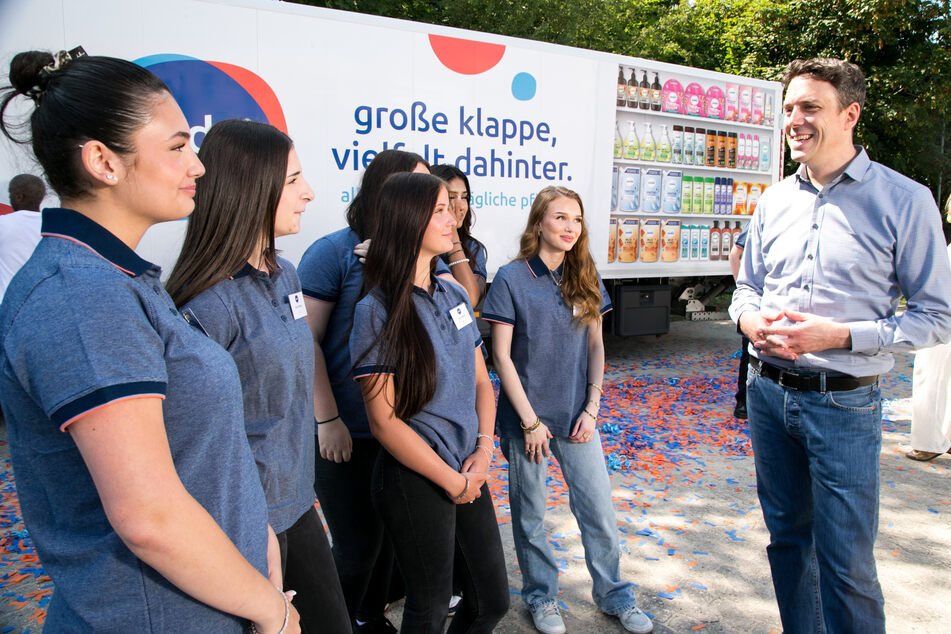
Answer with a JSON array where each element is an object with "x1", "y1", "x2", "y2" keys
[{"x1": 1, "y1": 49, "x2": 170, "y2": 199}]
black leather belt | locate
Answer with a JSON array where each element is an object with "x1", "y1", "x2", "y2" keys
[{"x1": 750, "y1": 358, "x2": 878, "y2": 393}]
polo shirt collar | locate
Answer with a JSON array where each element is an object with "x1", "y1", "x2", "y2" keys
[
  {"x1": 41, "y1": 208, "x2": 153, "y2": 277},
  {"x1": 525, "y1": 253, "x2": 563, "y2": 279},
  {"x1": 412, "y1": 274, "x2": 448, "y2": 297},
  {"x1": 231, "y1": 260, "x2": 284, "y2": 280},
  {"x1": 795, "y1": 145, "x2": 870, "y2": 189}
]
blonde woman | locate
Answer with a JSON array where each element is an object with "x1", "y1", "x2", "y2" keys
[{"x1": 482, "y1": 186, "x2": 652, "y2": 634}]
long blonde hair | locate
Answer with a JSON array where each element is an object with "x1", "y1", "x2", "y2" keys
[{"x1": 517, "y1": 186, "x2": 602, "y2": 325}]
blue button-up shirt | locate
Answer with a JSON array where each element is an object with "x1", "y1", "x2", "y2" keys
[
  {"x1": 730, "y1": 147, "x2": 951, "y2": 376},
  {"x1": 183, "y1": 258, "x2": 316, "y2": 534},
  {"x1": 481, "y1": 255, "x2": 612, "y2": 438},
  {"x1": 350, "y1": 276, "x2": 482, "y2": 470}
]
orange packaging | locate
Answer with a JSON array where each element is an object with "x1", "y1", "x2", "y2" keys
[
  {"x1": 618, "y1": 218, "x2": 639, "y2": 262},
  {"x1": 661, "y1": 219, "x2": 681, "y2": 262},
  {"x1": 607, "y1": 217, "x2": 618, "y2": 262},
  {"x1": 715, "y1": 131, "x2": 727, "y2": 168},
  {"x1": 639, "y1": 218, "x2": 660, "y2": 263},
  {"x1": 732, "y1": 181, "x2": 748, "y2": 215},
  {"x1": 747, "y1": 182, "x2": 763, "y2": 215}
]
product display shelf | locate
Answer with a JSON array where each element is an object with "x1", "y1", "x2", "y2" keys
[
  {"x1": 611, "y1": 212, "x2": 751, "y2": 220},
  {"x1": 602, "y1": 259, "x2": 733, "y2": 277},
  {"x1": 615, "y1": 105, "x2": 773, "y2": 131},
  {"x1": 613, "y1": 157, "x2": 770, "y2": 177}
]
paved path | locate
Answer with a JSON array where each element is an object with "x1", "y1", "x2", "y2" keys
[{"x1": 1, "y1": 319, "x2": 948, "y2": 632}]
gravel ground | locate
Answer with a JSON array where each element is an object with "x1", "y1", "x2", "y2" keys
[{"x1": 1, "y1": 318, "x2": 948, "y2": 633}]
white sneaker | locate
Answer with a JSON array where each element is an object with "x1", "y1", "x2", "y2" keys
[
  {"x1": 530, "y1": 602, "x2": 566, "y2": 634},
  {"x1": 618, "y1": 606, "x2": 653, "y2": 633}
]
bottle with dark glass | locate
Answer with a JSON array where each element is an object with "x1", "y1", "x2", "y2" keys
[
  {"x1": 617, "y1": 67, "x2": 627, "y2": 107},
  {"x1": 627, "y1": 70, "x2": 639, "y2": 108},
  {"x1": 650, "y1": 72, "x2": 662, "y2": 111},
  {"x1": 638, "y1": 70, "x2": 650, "y2": 110}
]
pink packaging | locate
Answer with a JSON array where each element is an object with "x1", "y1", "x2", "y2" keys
[
  {"x1": 751, "y1": 88, "x2": 764, "y2": 125},
  {"x1": 662, "y1": 79, "x2": 684, "y2": 114},
  {"x1": 705, "y1": 86, "x2": 725, "y2": 119},
  {"x1": 739, "y1": 85, "x2": 752, "y2": 123},
  {"x1": 725, "y1": 83, "x2": 739, "y2": 121},
  {"x1": 684, "y1": 82, "x2": 705, "y2": 117}
]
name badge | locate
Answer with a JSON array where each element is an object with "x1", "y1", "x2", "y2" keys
[
  {"x1": 449, "y1": 302, "x2": 473, "y2": 330},
  {"x1": 289, "y1": 292, "x2": 307, "y2": 320}
]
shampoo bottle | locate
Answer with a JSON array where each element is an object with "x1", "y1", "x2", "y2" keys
[
  {"x1": 617, "y1": 68, "x2": 627, "y2": 107},
  {"x1": 721, "y1": 221, "x2": 733, "y2": 260},
  {"x1": 710, "y1": 221, "x2": 721, "y2": 260},
  {"x1": 627, "y1": 70, "x2": 639, "y2": 109},
  {"x1": 650, "y1": 72, "x2": 662, "y2": 111},
  {"x1": 638, "y1": 71, "x2": 651, "y2": 110}
]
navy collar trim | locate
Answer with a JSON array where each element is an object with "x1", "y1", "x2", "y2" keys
[
  {"x1": 525, "y1": 254, "x2": 563, "y2": 280},
  {"x1": 231, "y1": 260, "x2": 283, "y2": 280},
  {"x1": 231, "y1": 262, "x2": 258, "y2": 280},
  {"x1": 40, "y1": 208, "x2": 153, "y2": 276},
  {"x1": 412, "y1": 274, "x2": 448, "y2": 297}
]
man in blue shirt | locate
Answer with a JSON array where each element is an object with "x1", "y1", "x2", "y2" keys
[{"x1": 730, "y1": 58, "x2": 951, "y2": 633}]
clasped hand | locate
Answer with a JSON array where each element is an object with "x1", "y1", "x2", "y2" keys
[{"x1": 740, "y1": 309, "x2": 851, "y2": 360}]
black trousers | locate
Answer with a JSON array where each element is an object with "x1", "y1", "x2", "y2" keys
[
  {"x1": 371, "y1": 450, "x2": 509, "y2": 634},
  {"x1": 278, "y1": 505, "x2": 350, "y2": 633},
  {"x1": 315, "y1": 436, "x2": 395, "y2": 624},
  {"x1": 736, "y1": 335, "x2": 750, "y2": 404}
]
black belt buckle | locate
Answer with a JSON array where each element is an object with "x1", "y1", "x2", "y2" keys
[{"x1": 777, "y1": 370, "x2": 793, "y2": 390}]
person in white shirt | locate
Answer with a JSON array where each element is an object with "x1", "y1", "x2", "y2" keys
[{"x1": 0, "y1": 174, "x2": 46, "y2": 302}]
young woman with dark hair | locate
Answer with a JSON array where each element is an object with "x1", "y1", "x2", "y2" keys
[
  {"x1": 429, "y1": 164, "x2": 487, "y2": 307},
  {"x1": 482, "y1": 186, "x2": 653, "y2": 634},
  {"x1": 0, "y1": 51, "x2": 298, "y2": 632},
  {"x1": 350, "y1": 172, "x2": 508, "y2": 633},
  {"x1": 165, "y1": 119, "x2": 349, "y2": 633},
  {"x1": 297, "y1": 149, "x2": 428, "y2": 632}
]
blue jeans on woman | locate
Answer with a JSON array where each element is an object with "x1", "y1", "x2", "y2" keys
[
  {"x1": 371, "y1": 450, "x2": 509, "y2": 634},
  {"x1": 500, "y1": 432, "x2": 638, "y2": 615},
  {"x1": 747, "y1": 363, "x2": 886, "y2": 634}
]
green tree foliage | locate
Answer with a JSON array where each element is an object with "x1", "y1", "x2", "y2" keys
[{"x1": 297, "y1": 0, "x2": 951, "y2": 207}]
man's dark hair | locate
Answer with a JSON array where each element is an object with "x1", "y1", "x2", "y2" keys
[
  {"x1": 782, "y1": 58, "x2": 866, "y2": 112},
  {"x1": 8, "y1": 173, "x2": 45, "y2": 211}
]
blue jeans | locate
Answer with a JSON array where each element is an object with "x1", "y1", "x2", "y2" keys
[
  {"x1": 747, "y1": 364, "x2": 886, "y2": 634},
  {"x1": 500, "y1": 432, "x2": 637, "y2": 614}
]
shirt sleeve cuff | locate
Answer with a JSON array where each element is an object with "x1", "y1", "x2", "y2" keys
[
  {"x1": 848, "y1": 321, "x2": 880, "y2": 354},
  {"x1": 54, "y1": 381, "x2": 167, "y2": 430}
]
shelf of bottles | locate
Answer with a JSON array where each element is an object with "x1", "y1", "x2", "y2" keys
[{"x1": 607, "y1": 65, "x2": 778, "y2": 269}]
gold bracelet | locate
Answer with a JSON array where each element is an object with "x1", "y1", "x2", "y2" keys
[
  {"x1": 588, "y1": 382, "x2": 603, "y2": 394},
  {"x1": 584, "y1": 408, "x2": 598, "y2": 419},
  {"x1": 520, "y1": 417, "x2": 541, "y2": 433}
]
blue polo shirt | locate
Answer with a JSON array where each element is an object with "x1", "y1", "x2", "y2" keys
[
  {"x1": 481, "y1": 254, "x2": 612, "y2": 439},
  {"x1": 298, "y1": 228, "x2": 373, "y2": 437},
  {"x1": 0, "y1": 208, "x2": 267, "y2": 632},
  {"x1": 435, "y1": 238, "x2": 487, "y2": 280},
  {"x1": 350, "y1": 277, "x2": 482, "y2": 470},
  {"x1": 182, "y1": 257, "x2": 316, "y2": 534}
]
